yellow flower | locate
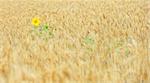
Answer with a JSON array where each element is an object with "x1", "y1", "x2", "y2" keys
[{"x1": 32, "y1": 17, "x2": 40, "y2": 27}]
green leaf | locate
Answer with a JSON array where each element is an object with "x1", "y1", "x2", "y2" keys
[
  {"x1": 43, "y1": 24, "x2": 49, "y2": 31},
  {"x1": 84, "y1": 36, "x2": 94, "y2": 45}
]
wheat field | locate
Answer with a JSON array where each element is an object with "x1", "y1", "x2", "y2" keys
[{"x1": 0, "y1": 0, "x2": 149, "y2": 83}]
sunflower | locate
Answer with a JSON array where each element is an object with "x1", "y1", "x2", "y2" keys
[{"x1": 32, "y1": 17, "x2": 40, "y2": 27}]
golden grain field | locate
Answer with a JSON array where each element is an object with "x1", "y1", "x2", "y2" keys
[{"x1": 0, "y1": 0, "x2": 149, "y2": 83}]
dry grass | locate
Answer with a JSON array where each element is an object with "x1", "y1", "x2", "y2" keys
[{"x1": 0, "y1": 0, "x2": 149, "y2": 83}]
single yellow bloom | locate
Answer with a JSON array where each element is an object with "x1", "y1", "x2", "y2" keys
[{"x1": 32, "y1": 18, "x2": 40, "y2": 27}]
